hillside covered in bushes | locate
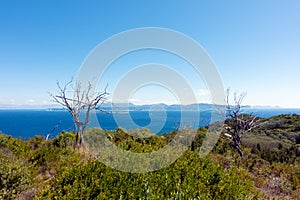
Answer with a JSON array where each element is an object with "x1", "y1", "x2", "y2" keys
[{"x1": 0, "y1": 114, "x2": 300, "y2": 199}]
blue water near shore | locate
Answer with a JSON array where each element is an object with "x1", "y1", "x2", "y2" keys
[{"x1": 0, "y1": 108, "x2": 300, "y2": 139}]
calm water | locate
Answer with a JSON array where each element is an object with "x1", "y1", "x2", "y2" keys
[{"x1": 0, "y1": 108, "x2": 300, "y2": 139}]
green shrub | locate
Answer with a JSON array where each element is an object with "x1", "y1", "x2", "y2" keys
[
  {"x1": 0, "y1": 155, "x2": 31, "y2": 200},
  {"x1": 36, "y1": 151, "x2": 259, "y2": 199}
]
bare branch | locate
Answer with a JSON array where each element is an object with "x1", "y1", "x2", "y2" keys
[
  {"x1": 49, "y1": 79, "x2": 109, "y2": 148},
  {"x1": 224, "y1": 88, "x2": 260, "y2": 156}
]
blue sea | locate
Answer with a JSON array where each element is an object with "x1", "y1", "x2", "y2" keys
[{"x1": 0, "y1": 108, "x2": 300, "y2": 139}]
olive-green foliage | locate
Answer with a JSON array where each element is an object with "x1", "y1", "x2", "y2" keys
[
  {"x1": 0, "y1": 155, "x2": 31, "y2": 199},
  {"x1": 0, "y1": 133, "x2": 30, "y2": 199},
  {"x1": 241, "y1": 114, "x2": 300, "y2": 164},
  {"x1": 36, "y1": 150, "x2": 259, "y2": 200},
  {"x1": 248, "y1": 114, "x2": 300, "y2": 143},
  {"x1": 52, "y1": 130, "x2": 76, "y2": 148},
  {"x1": 0, "y1": 132, "x2": 82, "y2": 200},
  {"x1": 84, "y1": 127, "x2": 167, "y2": 153},
  {"x1": 0, "y1": 134, "x2": 31, "y2": 199},
  {"x1": 0, "y1": 133, "x2": 30, "y2": 157},
  {"x1": 190, "y1": 127, "x2": 207, "y2": 151},
  {"x1": 2, "y1": 114, "x2": 300, "y2": 199}
]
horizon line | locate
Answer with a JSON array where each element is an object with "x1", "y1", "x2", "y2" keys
[{"x1": 0, "y1": 102, "x2": 299, "y2": 110}]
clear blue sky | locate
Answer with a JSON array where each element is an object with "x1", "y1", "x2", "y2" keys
[{"x1": 0, "y1": 0, "x2": 299, "y2": 108}]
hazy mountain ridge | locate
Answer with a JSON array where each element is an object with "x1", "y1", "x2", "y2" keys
[
  {"x1": 0, "y1": 102, "x2": 287, "y2": 111},
  {"x1": 101, "y1": 103, "x2": 214, "y2": 111}
]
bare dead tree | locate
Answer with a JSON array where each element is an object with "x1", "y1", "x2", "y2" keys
[
  {"x1": 224, "y1": 89, "x2": 259, "y2": 156},
  {"x1": 49, "y1": 79, "x2": 108, "y2": 148}
]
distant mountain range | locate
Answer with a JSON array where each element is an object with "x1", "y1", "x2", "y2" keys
[
  {"x1": 100, "y1": 103, "x2": 214, "y2": 111},
  {"x1": 0, "y1": 104, "x2": 59, "y2": 110},
  {"x1": 0, "y1": 102, "x2": 284, "y2": 111}
]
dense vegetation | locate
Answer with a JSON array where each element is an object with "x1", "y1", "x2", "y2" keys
[
  {"x1": 0, "y1": 114, "x2": 300, "y2": 199},
  {"x1": 241, "y1": 114, "x2": 300, "y2": 164}
]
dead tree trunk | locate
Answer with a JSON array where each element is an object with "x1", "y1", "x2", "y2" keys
[
  {"x1": 50, "y1": 80, "x2": 108, "y2": 148},
  {"x1": 224, "y1": 89, "x2": 259, "y2": 156}
]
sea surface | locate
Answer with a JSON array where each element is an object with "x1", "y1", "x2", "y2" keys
[{"x1": 0, "y1": 108, "x2": 300, "y2": 139}]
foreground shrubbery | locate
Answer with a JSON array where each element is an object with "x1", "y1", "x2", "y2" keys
[
  {"x1": 1, "y1": 114, "x2": 300, "y2": 199},
  {"x1": 0, "y1": 131, "x2": 82, "y2": 200},
  {"x1": 36, "y1": 151, "x2": 258, "y2": 199}
]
